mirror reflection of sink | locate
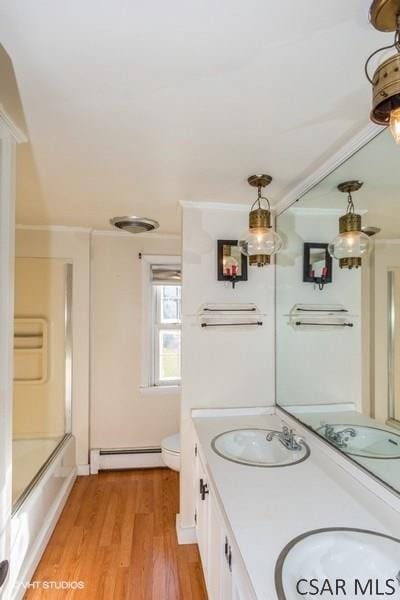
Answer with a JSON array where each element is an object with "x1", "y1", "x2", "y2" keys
[
  {"x1": 317, "y1": 424, "x2": 400, "y2": 459},
  {"x1": 211, "y1": 429, "x2": 309, "y2": 467},
  {"x1": 275, "y1": 528, "x2": 400, "y2": 600}
]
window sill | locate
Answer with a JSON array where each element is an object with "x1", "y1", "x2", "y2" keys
[{"x1": 139, "y1": 385, "x2": 181, "y2": 396}]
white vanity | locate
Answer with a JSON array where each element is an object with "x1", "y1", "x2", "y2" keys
[{"x1": 191, "y1": 409, "x2": 400, "y2": 600}]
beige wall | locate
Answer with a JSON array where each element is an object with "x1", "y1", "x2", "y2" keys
[
  {"x1": 15, "y1": 227, "x2": 90, "y2": 466},
  {"x1": 14, "y1": 257, "x2": 67, "y2": 439},
  {"x1": 91, "y1": 232, "x2": 181, "y2": 449}
]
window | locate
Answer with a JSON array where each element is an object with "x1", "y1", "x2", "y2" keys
[{"x1": 152, "y1": 269, "x2": 181, "y2": 386}]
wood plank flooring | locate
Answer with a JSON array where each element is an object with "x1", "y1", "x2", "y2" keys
[{"x1": 24, "y1": 469, "x2": 207, "y2": 600}]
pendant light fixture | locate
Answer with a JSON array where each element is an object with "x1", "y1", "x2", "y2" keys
[
  {"x1": 239, "y1": 174, "x2": 282, "y2": 267},
  {"x1": 328, "y1": 181, "x2": 372, "y2": 269},
  {"x1": 366, "y1": 0, "x2": 400, "y2": 143}
]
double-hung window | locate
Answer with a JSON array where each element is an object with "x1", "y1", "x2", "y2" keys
[{"x1": 151, "y1": 265, "x2": 181, "y2": 386}]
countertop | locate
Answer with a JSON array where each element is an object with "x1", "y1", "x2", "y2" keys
[{"x1": 192, "y1": 410, "x2": 400, "y2": 600}]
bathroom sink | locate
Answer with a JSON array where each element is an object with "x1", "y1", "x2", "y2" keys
[
  {"x1": 317, "y1": 424, "x2": 400, "y2": 459},
  {"x1": 211, "y1": 428, "x2": 309, "y2": 467},
  {"x1": 275, "y1": 528, "x2": 400, "y2": 600}
]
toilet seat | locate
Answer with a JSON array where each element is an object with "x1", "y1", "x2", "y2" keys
[
  {"x1": 161, "y1": 433, "x2": 180, "y2": 471},
  {"x1": 162, "y1": 433, "x2": 180, "y2": 454}
]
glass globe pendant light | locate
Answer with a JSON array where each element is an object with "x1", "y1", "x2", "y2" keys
[
  {"x1": 328, "y1": 181, "x2": 372, "y2": 269},
  {"x1": 239, "y1": 174, "x2": 282, "y2": 267},
  {"x1": 366, "y1": 0, "x2": 400, "y2": 143}
]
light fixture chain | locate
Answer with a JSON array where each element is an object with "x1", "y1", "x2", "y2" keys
[
  {"x1": 346, "y1": 191, "x2": 355, "y2": 215},
  {"x1": 250, "y1": 188, "x2": 271, "y2": 212},
  {"x1": 364, "y1": 40, "x2": 399, "y2": 83},
  {"x1": 396, "y1": 27, "x2": 400, "y2": 51}
]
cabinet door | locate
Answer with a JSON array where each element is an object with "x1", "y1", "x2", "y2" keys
[
  {"x1": 195, "y1": 454, "x2": 210, "y2": 574},
  {"x1": 220, "y1": 540, "x2": 233, "y2": 600},
  {"x1": 231, "y1": 554, "x2": 257, "y2": 600},
  {"x1": 207, "y1": 493, "x2": 225, "y2": 600}
]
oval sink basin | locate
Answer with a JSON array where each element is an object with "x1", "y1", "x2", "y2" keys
[
  {"x1": 317, "y1": 424, "x2": 400, "y2": 459},
  {"x1": 211, "y1": 428, "x2": 309, "y2": 467},
  {"x1": 275, "y1": 528, "x2": 400, "y2": 600}
]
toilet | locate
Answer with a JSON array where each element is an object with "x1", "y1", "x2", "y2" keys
[{"x1": 161, "y1": 433, "x2": 180, "y2": 471}]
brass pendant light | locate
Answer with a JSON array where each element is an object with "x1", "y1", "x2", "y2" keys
[
  {"x1": 328, "y1": 181, "x2": 372, "y2": 269},
  {"x1": 239, "y1": 175, "x2": 283, "y2": 267},
  {"x1": 366, "y1": 0, "x2": 400, "y2": 143}
]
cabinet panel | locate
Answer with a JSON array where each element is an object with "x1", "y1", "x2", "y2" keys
[
  {"x1": 194, "y1": 441, "x2": 256, "y2": 600},
  {"x1": 195, "y1": 453, "x2": 210, "y2": 575}
]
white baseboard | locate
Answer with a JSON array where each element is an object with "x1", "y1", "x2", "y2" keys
[
  {"x1": 176, "y1": 514, "x2": 197, "y2": 545},
  {"x1": 90, "y1": 449, "x2": 99, "y2": 474},
  {"x1": 90, "y1": 448, "x2": 165, "y2": 474},
  {"x1": 77, "y1": 464, "x2": 90, "y2": 476}
]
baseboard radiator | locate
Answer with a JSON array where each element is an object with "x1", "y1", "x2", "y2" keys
[{"x1": 90, "y1": 446, "x2": 165, "y2": 474}]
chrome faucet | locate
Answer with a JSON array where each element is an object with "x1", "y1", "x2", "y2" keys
[
  {"x1": 266, "y1": 423, "x2": 303, "y2": 451},
  {"x1": 323, "y1": 425, "x2": 356, "y2": 449}
]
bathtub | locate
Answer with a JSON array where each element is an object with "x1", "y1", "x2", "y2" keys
[{"x1": 7, "y1": 434, "x2": 76, "y2": 600}]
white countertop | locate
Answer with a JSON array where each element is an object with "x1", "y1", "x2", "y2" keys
[{"x1": 192, "y1": 411, "x2": 400, "y2": 600}]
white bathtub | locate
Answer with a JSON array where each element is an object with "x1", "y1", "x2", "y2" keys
[
  {"x1": 12, "y1": 437, "x2": 65, "y2": 505},
  {"x1": 7, "y1": 434, "x2": 76, "y2": 600}
]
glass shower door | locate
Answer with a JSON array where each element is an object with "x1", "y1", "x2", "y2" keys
[
  {"x1": 12, "y1": 257, "x2": 72, "y2": 509},
  {"x1": 388, "y1": 268, "x2": 400, "y2": 424}
]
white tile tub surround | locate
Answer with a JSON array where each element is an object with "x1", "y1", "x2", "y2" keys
[{"x1": 192, "y1": 410, "x2": 400, "y2": 600}]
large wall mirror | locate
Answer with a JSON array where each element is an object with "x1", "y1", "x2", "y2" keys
[{"x1": 276, "y1": 128, "x2": 400, "y2": 494}]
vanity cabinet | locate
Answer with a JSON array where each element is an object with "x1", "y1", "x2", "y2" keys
[{"x1": 194, "y1": 443, "x2": 256, "y2": 600}]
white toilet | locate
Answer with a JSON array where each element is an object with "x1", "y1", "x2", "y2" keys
[{"x1": 161, "y1": 433, "x2": 180, "y2": 471}]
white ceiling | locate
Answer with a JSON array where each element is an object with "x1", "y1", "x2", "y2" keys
[
  {"x1": 0, "y1": 0, "x2": 391, "y2": 234},
  {"x1": 293, "y1": 129, "x2": 400, "y2": 238}
]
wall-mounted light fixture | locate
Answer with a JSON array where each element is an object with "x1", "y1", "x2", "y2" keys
[
  {"x1": 366, "y1": 0, "x2": 400, "y2": 143},
  {"x1": 303, "y1": 243, "x2": 332, "y2": 290},
  {"x1": 239, "y1": 174, "x2": 282, "y2": 267},
  {"x1": 217, "y1": 240, "x2": 248, "y2": 289},
  {"x1": 328, "y1": 181, "x2": 372, "y2": 269}
]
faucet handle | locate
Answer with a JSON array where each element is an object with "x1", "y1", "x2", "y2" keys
[{"x1": 281, "y1": 419, "x2": 293, "y2": 434}]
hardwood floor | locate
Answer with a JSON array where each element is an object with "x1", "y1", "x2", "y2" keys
[{"x1": 24, "y1": 469, "x2": 207, "y2": 600}]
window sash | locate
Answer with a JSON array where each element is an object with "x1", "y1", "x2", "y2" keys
[{"x1": 152, "y1": 285, "x2": 181, "y2": 386}]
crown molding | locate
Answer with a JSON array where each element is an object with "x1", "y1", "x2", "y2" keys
[
  {"x1": 0, "y1": 104, "x2": 28, "y2": 143},
  {"x1": 275, "y1": 123, "x2": 383, "y2": 217},
  {"x1": 180, "y1": 200, "x2": 249, "y2": 212},
  {"x1": 289, "y1": 207, "x2": 345, "y2": 216},
  {"x1": 288, "y1": 207, "x2": 368, "y2": 216},
  {"x1": 16, "y1": 224, "x2": 91, "y2": 233},
  {"x1": 91, "y1": 229, "x2": 180, "y2": 240},
  {"x1": 16, "y1": 223, "x2": 181, "y2": 240}
]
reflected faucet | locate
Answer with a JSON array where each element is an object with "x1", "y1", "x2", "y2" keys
[
  {"x1": 323, "y1": 425, "x2": 356, "y2": 449},
  {"x1": 266, "y1": 423, "x2": 303, "y2": 451}
]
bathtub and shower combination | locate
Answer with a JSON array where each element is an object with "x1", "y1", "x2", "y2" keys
[{"x1": 9, "y1": 259, "x2": 77, "y2": 599}]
